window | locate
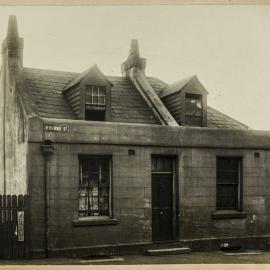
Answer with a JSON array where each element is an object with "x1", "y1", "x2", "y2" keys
[
  {"x1": 216, "y1": 157, "x2": 242, "y2": 210},
  {"x1": 151, "y1": 157, "x2": 174, "y2": 173},
  {"x1": 85, "y1": 85, "x2": 106, "y2": 121},
  {"x1": 78, "y1": 156, "x2": 111, "y2": 217},
  {"x1": 185, "y1": 93, "x2": 202, "y2": 126}
]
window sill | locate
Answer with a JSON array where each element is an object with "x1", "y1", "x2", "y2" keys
[
  {"x1": 72, "y1": 217, "x2": 119, "y2": 227},
  {"x1": 211, "y1": 210, "x2": 247, "y2": 220}
]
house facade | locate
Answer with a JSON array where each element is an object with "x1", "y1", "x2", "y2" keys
[{"x1": 1, "y1": 15, "x2": 270, "y2": 258}]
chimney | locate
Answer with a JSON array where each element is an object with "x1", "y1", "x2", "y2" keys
[
  {"x1": 120, "y1": 39, "x2": 179, "y2": 126},
  {"x1": 1, "y1": 15, "x2": 24, "y2": 69},
  {"x1": 121, "y1": 39, "x2": 146, "y2": 77}
]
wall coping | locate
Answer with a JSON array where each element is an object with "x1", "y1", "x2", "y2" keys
[{"x1": 28, "y1": 116, "x2": 270, "y2": 149}]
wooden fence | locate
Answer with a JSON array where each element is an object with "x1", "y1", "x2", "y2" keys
[{"x1": 0, "y1": 195, "x2": 30, "y2": 259}]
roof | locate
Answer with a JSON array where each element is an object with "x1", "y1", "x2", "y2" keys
[
  {"x1": 63, "y1": 65, "x2": 113, "y2": 91},
  {"x1": 207, "y1": 106, "x2": 248, "y2": 130},
  {"x1": 23, "y1": 68, "x2": 160, "y2": 124},
  {"x1": 22, "y1": 67, "x2": 248, "y2": 129},
  {"x1": 159, "y1": 75, "x2": 209, "y2": 99},
  {"x1": 142, "y1": 76, "x2": 168, "y2": 96},
  {"x1": 159, "y1": 76, "x2": 194, "y2": 98}
]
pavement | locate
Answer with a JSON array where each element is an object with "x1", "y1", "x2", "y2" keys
[{"x1": 1, "y1": 251, "x2": 270, "y2": 265}]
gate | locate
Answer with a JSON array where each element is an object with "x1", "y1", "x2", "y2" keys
[{"x1": 0, "y1": 195, "x2": 30, "y2": 259}]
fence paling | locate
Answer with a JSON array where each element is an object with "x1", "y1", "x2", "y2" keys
[
  {"x1": 0, "y1": 195, "x2": 30, "y2": 259},
  {"x1": 0, "y1": 195, "x2": 3, "y2": 258}
]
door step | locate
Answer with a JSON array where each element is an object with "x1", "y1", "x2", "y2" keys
[
  {"x1": 80, "y1": 256, "x2": 124, "y2": 263},
  {"x1": 146, "y1": 247, "x2": 191, "y2": 256}
]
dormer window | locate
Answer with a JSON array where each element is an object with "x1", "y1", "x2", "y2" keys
[
  {"x1": 63, "y1": 65, "x2": 112, "y2": 122},
  {"x1": 185, "y1": 93, "x2": 203, "y2": 126},
  {"x1": 159, "y1": 76, "x2": 208, "y2": 127},
  {"x1": 85, "y1": 85, "x2": 106, "y2": 121}
]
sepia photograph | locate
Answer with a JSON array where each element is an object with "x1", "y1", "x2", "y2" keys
[{"x1": 1, "y1": 3, "x2": 270, "y2": 268}]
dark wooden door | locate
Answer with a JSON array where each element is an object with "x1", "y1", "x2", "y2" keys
[{"x1": 152, "y1": 157, "x2": 174, "y2": 242}]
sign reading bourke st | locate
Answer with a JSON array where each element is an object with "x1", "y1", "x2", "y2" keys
[
  {"x1": 45, "y1": 125, "x2": 69, "y2": 132},
  {"x1": 17, "y1": 210, "x2": 24, "y2": 242}
]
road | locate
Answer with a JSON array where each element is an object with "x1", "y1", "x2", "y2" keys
[{"x1": 0, "y1": 251, "x2": 270, "y2": 265}]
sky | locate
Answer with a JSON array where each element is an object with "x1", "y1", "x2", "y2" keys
[{"x1": 0, "y1": 5, "x2": 270, "y2": 130}]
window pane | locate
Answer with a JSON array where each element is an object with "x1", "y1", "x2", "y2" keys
[
  {"x1": 185, "y1": 116, "x2": 202, "y2": 126},
  {"x1": 93, "y1": 96, "x2": 98, "y2": 104},
  {"x1": 216, "y1": 157, "x2": 241, "y2": 210},
  {"x1": 79, "y1": 156, "x2": 111, "y2": 217},
  {"x1": 85, "y1": 86, "x2": 106, "y2": 106},
  {"x1": 185, "y1": 93, "x2": 203, "y2": 126},
  {"x1": 218, "y1": 158, "x2": 239, "y2": 171},
  {"x1": 152, "y1": 157, "x2": 173, "y2": 172},
  {"x1": 185, "y1": 96, "x2": 202, "y2": 115},
  {"x1": 92, "y1": 86, "x2": 99, "y2": 96},
  {"x1": 185, "y1": 99, "x2": 202, "y2": 116},
  {"x1": 99, "y1": 87, "x2": 106, "y2": 95},
  {"x1": 217, "y1": 195, "x2": 238, "y2": 209},
  {"x1": 99, "y1": 96, "x2": 106, "y2": 105},
  {"x1": 79, "y1": 196, "x2": 86, "y2": 211}
]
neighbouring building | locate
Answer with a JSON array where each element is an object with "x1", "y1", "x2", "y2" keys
[{"x1": 1, "y1": 15, "x2": 270, "y2": 259}]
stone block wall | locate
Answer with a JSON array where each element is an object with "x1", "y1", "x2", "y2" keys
[
  {"x1": 28, "y1": 139, "x2": 270, "y2": 256},
  {"x1": 179, "y1": 148, "x2": 270, "y2": 239},
  {"x1": 28, "y1": 142, "x2": 181, "y2": 256}
]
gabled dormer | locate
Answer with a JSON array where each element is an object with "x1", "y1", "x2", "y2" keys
[
  {"x1": 159, "y1": 75, "x2": 208, "y2": 127},
  {"x1": 63, "y1": 65, "x2": 112, "y2": 121}
]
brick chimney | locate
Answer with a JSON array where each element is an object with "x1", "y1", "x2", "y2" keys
[
  {"x1": 1, "y1": 15, "x2": 24, "y2": 70},
  {"x1": 121, "y1": 39, "x2": 146, "y2": 77}
]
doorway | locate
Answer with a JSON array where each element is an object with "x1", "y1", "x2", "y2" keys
[{"x1": 151, "y1": 156, "x2": 176, "y2": 242}]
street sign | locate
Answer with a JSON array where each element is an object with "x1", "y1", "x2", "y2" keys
[{"x1": 45, "y1": 125, "x2": 69, "y2": 132}]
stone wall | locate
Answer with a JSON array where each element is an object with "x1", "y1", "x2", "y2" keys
[
  {"x1": 28, "y1": 142, "x2": 181, "y2": 256},
  {"x1": 28, "y1": 125, "x2": 270, "y2": 256},
  {"x1": 180, "y1": 148, "x2": 270, "y2": 239}
]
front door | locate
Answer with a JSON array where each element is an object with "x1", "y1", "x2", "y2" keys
[{"x1": 152, "y1": 157, "x2": 174, "y2": 242}]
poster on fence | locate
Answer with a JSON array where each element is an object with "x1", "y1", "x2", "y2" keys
[{"x1": 17, "y1": 210, "x2": 24, "y2": 242}]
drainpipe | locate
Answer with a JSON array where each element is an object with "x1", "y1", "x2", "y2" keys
[
  {"x1": 41, "y1": 140, "x2": 54, "y2": 258},
  {"x1": 2, "y1": 53, "x2": 6, "y2": 195}
]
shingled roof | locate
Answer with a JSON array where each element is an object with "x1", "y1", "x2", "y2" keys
[
  {"x1": 22, "y1": 67, "x2": 248, "y2": 129},
  {"x1": 207, "y1": 106, "x2": 248, "y2": 129},
  {"x1": 23, "y1": 68, "x2": 159, "y2": 124},
  {"x1": 159, "y1": 76, "x2": 194, "y2": 98},
  {"x1": 159, "y1": 75, "x2": 209, "y2": 99}
]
